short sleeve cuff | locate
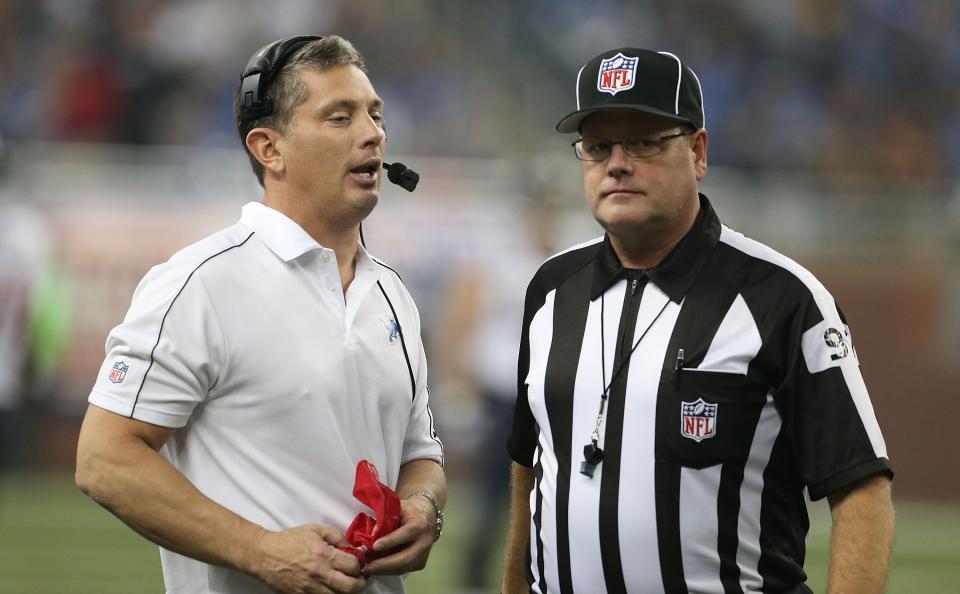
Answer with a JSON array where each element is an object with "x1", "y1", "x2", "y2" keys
[
  {"x1": 401, "y1": 446, "x2": 444, "y2": 468},
  {"x1": 507, "y1": 434, "x2": 535, "y2": 468},
  {"x1": 808, "y1": 457, "x2": 893, "y2": 501},
  {"x1": 88, "y1": 391, "x2": 189, "y2": 428}
]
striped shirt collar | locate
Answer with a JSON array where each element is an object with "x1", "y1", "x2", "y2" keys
[{"x1": 591, "y1": 193, "x2": 721, "y2": 301}]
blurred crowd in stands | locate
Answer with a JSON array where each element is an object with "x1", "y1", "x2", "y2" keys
[
  {"x1": 1, "y1": 0, "x2": 958, "y2": 179},
  {"x1": 2, "y1": 4, "x2": 958, "y2": 590}
]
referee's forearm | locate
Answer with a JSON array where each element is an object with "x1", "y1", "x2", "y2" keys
[
  {"x1": 75, "y1": 407, "x2": 265, "y2": 576},
  {"x1": 825, "y1": 474, "x2": 895, "y2": 594},
  {"x1": 502, "y1": 462, "x2": 534, "y2": 594}
]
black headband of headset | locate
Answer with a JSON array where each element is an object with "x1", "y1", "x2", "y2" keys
[{"x1": 238, "y1": 35, "x2": 323, "y2": 123}]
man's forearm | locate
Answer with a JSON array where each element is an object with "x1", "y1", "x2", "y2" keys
[
  {"x1": 826, "y1": 474, "x2": 895, "y2": 594},
  {"x1": 396, "y1": 458, "x2": 447, "y2": 510},
  {"x1": 502, "y1": 462, "x2": 534, "y2": 594},
  {"x1": 75, "y1": 408, "x2": 265, "y2": 575}
]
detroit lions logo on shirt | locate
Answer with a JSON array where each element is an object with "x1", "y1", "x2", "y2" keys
[{"x1": 379, "y1": 317, "x2": 400, "y2": 344}]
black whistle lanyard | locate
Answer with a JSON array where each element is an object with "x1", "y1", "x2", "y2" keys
[{"x1": 581, "y1": 280, "x2": 672, "y2": 478}]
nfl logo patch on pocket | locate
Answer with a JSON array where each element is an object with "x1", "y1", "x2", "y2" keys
[{"x1": 681, "y1": 397, "x2": 717, "y2": 442}]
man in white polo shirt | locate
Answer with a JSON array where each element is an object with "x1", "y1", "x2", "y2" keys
[{"x1": 75, "y1": 35, "x2": 445, "y2": 594}]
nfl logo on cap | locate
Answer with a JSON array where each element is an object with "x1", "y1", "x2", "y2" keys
[
  {"x1": 597, "y1": 52, "x2": 638, "y2": 96},
  {"x1": 556, "y1": 47, "x2": 705, "y2": 134}
]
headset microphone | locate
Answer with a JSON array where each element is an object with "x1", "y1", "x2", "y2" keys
[{"x1": 383, "y1": 162, "x2": 420, "y2": 192}]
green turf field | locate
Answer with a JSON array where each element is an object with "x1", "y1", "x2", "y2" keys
[{"x1": 1, "y1": 472, "x2": 958, "y2": 593}]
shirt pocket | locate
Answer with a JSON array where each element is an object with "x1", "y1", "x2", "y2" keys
[{"x1": 655, "y1": 369, "x2": 767, "y2": 469}]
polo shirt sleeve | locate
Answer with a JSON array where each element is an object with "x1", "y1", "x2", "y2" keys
[
  {"x1": 88, "y1": 262, "x2": 224, "y2": 428},
  {"x1": 401, "y1": 302, "x2": 444, "y2": 466},
  {"x1": 774, "y1": 291, "x2": 892, "y2": 501}
]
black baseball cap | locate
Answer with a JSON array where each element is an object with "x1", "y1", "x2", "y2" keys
[{"x1": 556, "y1": 48, "x2": 704, "y2": 133}]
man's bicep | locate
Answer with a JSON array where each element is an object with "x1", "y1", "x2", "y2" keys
[
  {"x1": 511, "y1": 463, "x2": 535, "y2": 498},
  {"x1": 80, "y1": 403, "x2": 176, "y2": 452},
  {"x1": 508, "y1": 465, "x2": 535, "y2": 539},
  {"x1": 823, "y1": 472, "x2": 895, "y2": 593}
]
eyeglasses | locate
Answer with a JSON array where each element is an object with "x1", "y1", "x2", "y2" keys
[{"x1": 572, "y1": 130, "x2": 692, "y2": 161}]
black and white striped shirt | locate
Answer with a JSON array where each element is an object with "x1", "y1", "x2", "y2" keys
[{"x1": 508, "y1": 195, "x2": 891, "y2": 594}]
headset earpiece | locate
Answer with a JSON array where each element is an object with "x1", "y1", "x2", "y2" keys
[
  {"x1": 238, "y1": 35, "x2": 323, "y2": 123},
  {"x1": 237, "y1": 35, "x2": 421, "y2": 192}
]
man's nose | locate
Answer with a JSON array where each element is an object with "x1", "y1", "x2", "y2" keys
[
  {"x1": 359, "y1": 115, "x2": 386, "y2": 148},
  {"x1": 605, "y1": 143, "x2": 633, "y2": 177}
]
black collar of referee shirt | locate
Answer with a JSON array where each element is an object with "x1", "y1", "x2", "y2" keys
[{"x1": 590, "y1": 193, "x2": 721, "y2": 302}]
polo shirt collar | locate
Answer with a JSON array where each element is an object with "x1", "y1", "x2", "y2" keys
[
  {"x1": 590, "y1": 193, "x2": 721, "y2": 302},
  {"x1": 240, "y1": 202, "x2": 324, "y2": 261},
  {"x1": 239, "y1": 202, "x2": 376, "y2": 272}
]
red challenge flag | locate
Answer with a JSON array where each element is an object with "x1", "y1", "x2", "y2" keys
[{"x1": 337, "y1": 460, "x2": 402, "y2": 566}]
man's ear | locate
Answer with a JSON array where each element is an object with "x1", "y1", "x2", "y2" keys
[
  {"x1": 692, "y1": 128, "x2": 708, "y2": 181},
  {"x1": 246, "y1": 127, "x2": 285, "y2": 178}
]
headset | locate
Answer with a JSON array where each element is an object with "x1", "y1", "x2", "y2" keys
[
  {"x1": 238, "y1": 35, "x2": 419, "y2": 191},
  {"x1": 238, "y1": 36, "x2": 420, "y2": 400}
]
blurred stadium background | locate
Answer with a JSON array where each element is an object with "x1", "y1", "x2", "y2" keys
[{"x1": 1, "y1": 0, "x2": 959, "y2": 592}]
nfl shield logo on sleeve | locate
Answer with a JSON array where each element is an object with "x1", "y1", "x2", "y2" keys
[
  {"x1": 681, "y1": 398, "x2": 717, "y2": 442},
  {"x1": 597, "y1": 53, "x2": 638, "y2": 95},
  {"x1": 109, "y1": 360, "x2": 129, "y2": 384}
]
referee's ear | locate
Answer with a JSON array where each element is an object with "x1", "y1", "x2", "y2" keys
[
  {"x1": 692, "y1": 127, "x2": 708, "y2": 181},
  {"x1": 245, "y1": 127, "x2": 286, "y2": 180}
]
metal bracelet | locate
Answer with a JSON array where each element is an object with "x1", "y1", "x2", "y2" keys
[{"x1": 407, "y1": 490, "x2": 443, "y2": 540}]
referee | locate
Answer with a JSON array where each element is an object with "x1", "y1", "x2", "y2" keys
[{"x1": 502, "y1": 48, "x2": 894, "y2": 594}]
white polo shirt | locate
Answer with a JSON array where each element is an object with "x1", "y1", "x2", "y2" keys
[{"x1": 89, "y1": 202, "x2": 443, "y2": 594}]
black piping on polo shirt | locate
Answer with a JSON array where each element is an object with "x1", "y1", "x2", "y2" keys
[
  {"x1": 375, "y1": 280, "x2": 415, "y2": 401},
  {"x1": 366, "y1": 257, "x2": 417, "y2": 403},
  {"x1": 372, "y1": 257, "x2": 445, "y2": 460},
  {"x1": 131, "y1": 231, "x2": 255, "y2": 418}
]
